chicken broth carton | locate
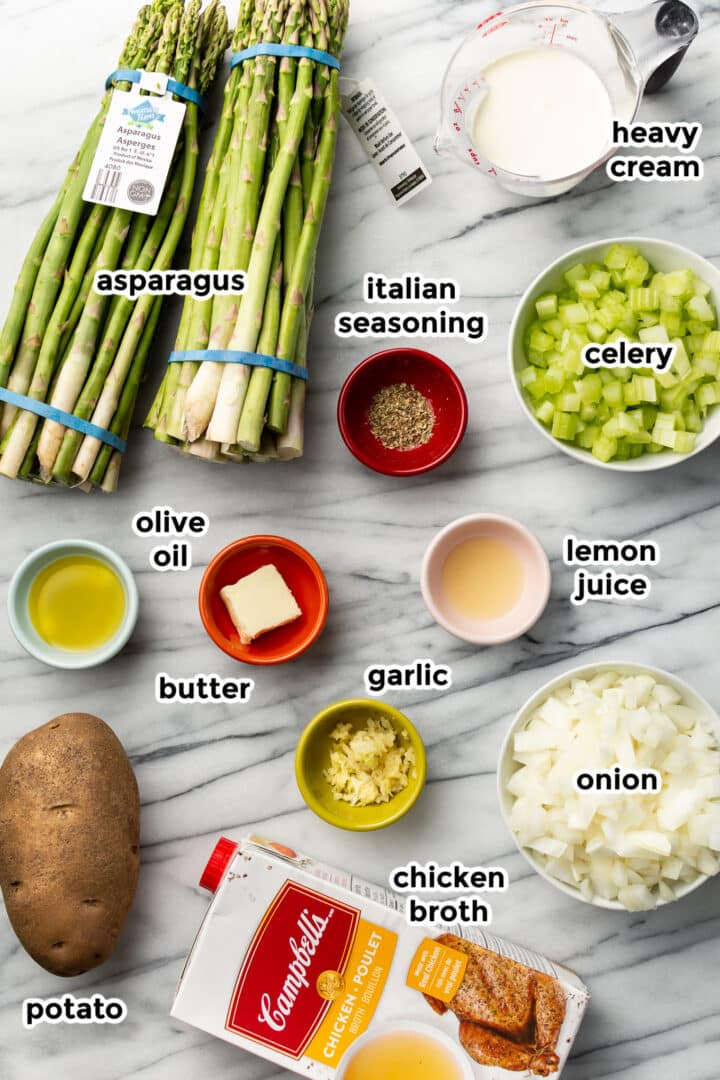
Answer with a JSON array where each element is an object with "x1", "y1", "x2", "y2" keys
[{"x1": 172, "y1": 837, "x2": 590, "y2": 1078}]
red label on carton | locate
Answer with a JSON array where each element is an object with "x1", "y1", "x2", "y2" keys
[{"x1": 225, "y1": 880, "x2": 360, "y2": 1059}]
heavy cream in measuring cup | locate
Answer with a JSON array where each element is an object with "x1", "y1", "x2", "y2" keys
[{"x1": 471, "y1": 46, "x2": 613, "y2": 180}]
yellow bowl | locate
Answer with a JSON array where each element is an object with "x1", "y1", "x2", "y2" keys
[{"x1": 295, "y1": 698, "x2": 427, "y2": 831}]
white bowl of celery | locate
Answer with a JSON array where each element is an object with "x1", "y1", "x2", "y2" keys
[{"x1": 510, "y1": 238, "x2": 720, "y2": 470}]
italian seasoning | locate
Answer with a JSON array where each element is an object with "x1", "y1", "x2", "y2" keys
[{"x1": 368, "y1": 382, "x2": 435, "y2": 451}]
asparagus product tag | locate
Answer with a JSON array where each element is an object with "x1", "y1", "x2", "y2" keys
[
  {"x1": 340, "y1": 77, "x2": 432, "y2": 206},
  {"x1": 83, "y1": 86, "x2": 185, "y2": 216}
]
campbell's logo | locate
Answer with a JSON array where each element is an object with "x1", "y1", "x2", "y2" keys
[{"x1": 226, "y1": 881, "x2": 360, "y2": 1058}]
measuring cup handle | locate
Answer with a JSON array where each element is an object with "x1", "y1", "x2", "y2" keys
[{"x1": 610, "y1": 0, "x2": 700, "y2": 95}]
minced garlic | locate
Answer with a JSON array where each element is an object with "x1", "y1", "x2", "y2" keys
[{"x1": 324, "y1": 716, "x2": 416, "y2": 806}]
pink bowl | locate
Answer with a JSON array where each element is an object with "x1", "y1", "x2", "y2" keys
[{"x1": 421, "y1": 515, "x2": 551, "y2": 645}]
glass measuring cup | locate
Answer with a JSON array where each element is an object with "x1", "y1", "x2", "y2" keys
[{"x1": 436, "y1": 1, "x2": 699, "y2": 197}]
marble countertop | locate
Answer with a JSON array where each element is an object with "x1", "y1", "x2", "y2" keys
[{"x1": 1, "y1": 0, "x2": 719, "y2": 1077}]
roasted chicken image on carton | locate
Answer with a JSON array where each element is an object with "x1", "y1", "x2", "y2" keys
[{"x1": 424, "y1": 934, "x2": 567, "y2": 1076}]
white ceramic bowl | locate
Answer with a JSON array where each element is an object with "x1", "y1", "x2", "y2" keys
[
  {"x1": 498, "y1": 661, "x2": 720, "y2": 910},
  {"x1": 421, "y1": 514, "x2": 551, "y2": 645},
  {"x1": 8, "y1": 539, "x2": 139, "y2": 670},
  {"x1": 337, "y1": 1019, "x2": 474, "y2": 1080},
  {"x1": 509, "y1": 237, "x2": 720, "y2": 471}
]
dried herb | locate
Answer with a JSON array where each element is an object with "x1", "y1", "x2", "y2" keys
[{"x1": 368, "y1": 383, "x2": 435, "y2": 451}]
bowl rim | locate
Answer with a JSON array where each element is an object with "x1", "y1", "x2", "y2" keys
[
  {"x1": 336, "y1": 1017, "x2": 474, "y2": 1079},
  {"x1": 295, "y1": 697, "x2": 428, "y2": 831},
  {"x1": 497, "y1": 659, "x2": 720, "y2": 910},
  {"x1": 420, "y1": 513, "x2": 551, "y2": 645},
  {"x1": 198, "y1": 534, "x2": 329, "y2": 667},
  {"x1": 337, "y1": 347, "x2": 469, "y2": 477},
  {"x1": 508, "y1": 235, "x2": 720, "y2": 472},
  {"x1": 7, "y1": 538, "x2": 139, "y2": 670}
]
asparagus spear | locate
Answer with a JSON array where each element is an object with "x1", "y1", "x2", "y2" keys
[
  {"x1": 182, "y1": 0, "x2": 291, "y2": 441},
  {"x1": 154, "y1": 0, "x2": 264, "y2": 442},
  {"x1": 267, "y1": 68, "x2": 339, "y2": 432}
]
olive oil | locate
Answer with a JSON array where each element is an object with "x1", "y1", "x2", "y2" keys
[
  {"x1": 442, "y1": 536, "x2": 524, "y2": 620},
  {"x1": 29, "y1": 556, "x2": 125, "y2": 652},
  {"x1": 344, "y1": 1031, "x2": 464, "y2": 1080}
]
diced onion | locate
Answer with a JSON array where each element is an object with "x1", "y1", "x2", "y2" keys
[{"x1": 507, "y1": 671, "x2": 720, "y2": 910}]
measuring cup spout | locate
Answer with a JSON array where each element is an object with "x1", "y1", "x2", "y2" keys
[{"x1": 609, "y1": 0, "x2": 699, "y2": 94}]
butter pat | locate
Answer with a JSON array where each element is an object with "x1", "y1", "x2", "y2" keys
[{"x1": 221, "y1": 564, "x2": 302, "y2": 645}]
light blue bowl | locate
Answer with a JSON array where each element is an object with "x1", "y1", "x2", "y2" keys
[{"x1": 8, "y1": 539, "x2": 139, "y2": 670}]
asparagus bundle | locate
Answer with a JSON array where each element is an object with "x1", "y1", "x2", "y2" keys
[
  {"x1": 0, "y1": 0, "x2": 230, "y2": 491},
  {"x1": 146, "y1": 0, "x2": 349, "y2": 461}
]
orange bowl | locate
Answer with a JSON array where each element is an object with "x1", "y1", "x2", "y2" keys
[{"x1": 199, "y1": 536, "x2": 329, "y2": 666}]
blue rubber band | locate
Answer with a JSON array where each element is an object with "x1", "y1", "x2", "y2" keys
[
  {"x1": 169, "y1": 350, "x2": 309, "y2": 381},
  {"x1": 0, "y1": 389, "x2": 127, "y2": 454},
  {"x1": 106, "y1": 69, "x2": 208, "y2": 111},
  {"x1": 230, "y1": 43, "x2": 340, "y2": 71}
]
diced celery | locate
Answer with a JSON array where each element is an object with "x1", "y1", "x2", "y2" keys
[
  {"x1": 652, "y1": 414, "x2": 676, "y2": 448},
  {"x1": 663, "y1": 269, "x2": 694, "y2": 298},
  {"x1": 557, "y1": 393, "x2": 581, "y2": 413},
  {"x1": 603, "y1": 382, "x2": 624, "y2": 408},
  {"x1": 592, "y1": 435, "x2": 618, "y2": 462},
  {"x1": 660, "y1": 293, "x2": 682, "y2": 314},
  {"x1": 623, "y1": 254, "x2": 650, "y2": 286},
  {"x1": 535, "y1": 294, "x2": 558, "y2": 320},
  {"x1": 544, "y1": 367, "x2": 565, "y2": 393},
  {"x1": 589, "y1": 269, "x2": 611, "y2": 292},
  {"x1": 535, "y1": 400, "x2": 555, "y2": 425},
  {"x1": 704, "y1": 330, "x2": 720, "y2": 353},
  {"x1": 605, "y1": 244, "x2": 632, "y2": 270},
  {"x1": 578, "y1": 373, "x2": 603, "y2": 405},
  {"x1": 623, "y1": 381, "x2": 641, "y2": 407},
  {"x1": 561, "y1": 303, "x2": 589, "y2": 326},
  {"x1": 638, "y1": 325, "x2": 669, "y2": 344},
  {"x1": 629, "y1": 287, "x2": 659, "y2": 312},
  {"x1": 697, "y1": 382, "x2": 720, "y2": 409},
  {"x1": 685, "y1": 333, "x2": 706, "y2": 355},
  {"x1": 527, "y1": 348, "x2": 547, "y2": 369},
  {"x1": 576, "y1": 279, "x2": 600, "y2": 301},
  {"x1": 626, "y1": 430, "x2": 652, "y2": 445},
  {"x1": 616, "y1": 411, "x2": 641, "y2": 435},
  {"x1": 636, "y1": 405, "x2": 658, "y2": 430},
  {"x1": 577, "y1": 425, "x2": 600, "y2": 449},
  {"x1": 672, "y1": 341, "x2": 691, "y2": 378},
  {"x1": 564, "y1": 263, "x2": 588, "y2": 288},
  {"x1": 673, "y1": 431, "x2": 697, "y2": 454},
  {"x1": 552, "y1": 412, "x2": 579, "y2": 441},
  {"x1": 687, "y1": 295, "x2": 715, "y2": 323},
  {"x1": 525, "y1": 374, "x2": 547, "y2": 400},
  {"x1": 530, "y1": 328, "x2": 554, "y2": 352},
  {"x1": 634, "y1": 376, "x2": 658, "y2": 403},
  {"x1": 660, "y1": 312, "x2": 682, "y2": 337},
  {"x1": 656, "y1": 368, "x2": 678, "y2": 389},
  {"x1": 692, "y1": 355, "x2": 718, "y2": 377},
  {"x1": 519, "y1": 245, "x2": 719, "y2": 462}
]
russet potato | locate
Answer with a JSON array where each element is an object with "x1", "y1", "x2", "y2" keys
[{"x1": 0, "y1": 713, "x2": 140, "y2": 976}]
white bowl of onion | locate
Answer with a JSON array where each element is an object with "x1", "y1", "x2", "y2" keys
[{"x1": 499, "y1": 662, "x2": 720, "y2": 911}]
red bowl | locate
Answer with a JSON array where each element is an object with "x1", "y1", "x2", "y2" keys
[
  {"x1": 199, "y1": 536, "x2": 329, "y2": 666},
  {"x1": 337, "y1": 348, "x2": 468, "y2": 477}
]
